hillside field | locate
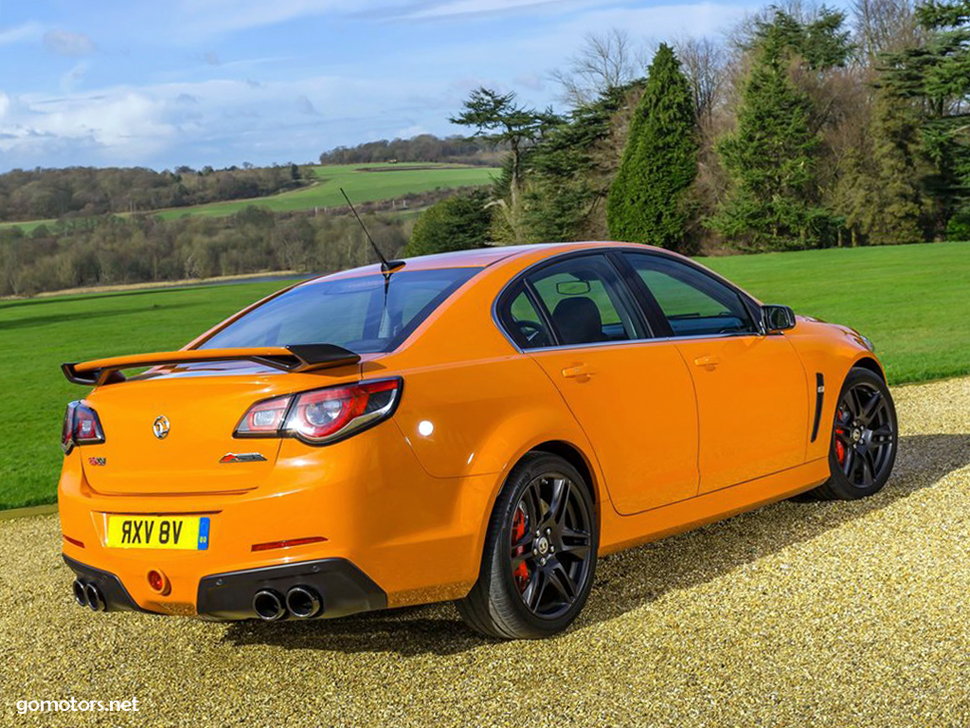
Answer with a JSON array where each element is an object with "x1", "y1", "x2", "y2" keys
[
  {"x1": 0, "y1": 163, "x2": 497, "y2": 232},
  {"x1": 1, "y1": 241, "x2": 967, "y2": 510}
]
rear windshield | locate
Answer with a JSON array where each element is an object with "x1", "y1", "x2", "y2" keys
[{"x1": 200, "y1": 268, "x2": 481, "y2": 354}]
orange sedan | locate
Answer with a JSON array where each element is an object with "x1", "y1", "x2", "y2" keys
[{"x1": 58, "y1": 242, "x2": 897, "y2": 638}]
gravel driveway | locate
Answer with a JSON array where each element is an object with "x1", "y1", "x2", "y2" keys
[{"x1": 2, "y1": 377, "x2": 969, "y2": 727}]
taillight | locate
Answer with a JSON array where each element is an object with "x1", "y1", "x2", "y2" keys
[
  {"x1": 235, "y1": 394, "x2": 290, "y2": 436},
  {"x1": 234, "y1": 378, "x2": 402, "y2": 445},
  {"x1": 61, "y1": 401, "x2": 106, "y2": 454}
]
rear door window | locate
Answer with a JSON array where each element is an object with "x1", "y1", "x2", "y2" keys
[{"x1": 525, "y1": 255, "x2": 644, "y2": 346}]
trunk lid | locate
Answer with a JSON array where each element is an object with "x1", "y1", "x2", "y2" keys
[{"x1": 81, "y1": 361, "x2": 358, "y2": 495}]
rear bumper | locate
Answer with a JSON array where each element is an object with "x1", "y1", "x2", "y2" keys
[
  {"x1": 64, "y1": 554, "x2": 387, "y2": 620},
  {"x1": 197, "y1": 558, "x2": 386, "y2": 620},
  {"x1": 58, "y1": 420, "x2": 496, "y2": 615},
  {"x1": 64, "y1": 554, "x2": 145, "y2": 613}
]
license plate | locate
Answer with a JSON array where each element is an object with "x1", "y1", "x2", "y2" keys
[{"x1": 106, "y1": 516, "x2": 210, "y2": 550}]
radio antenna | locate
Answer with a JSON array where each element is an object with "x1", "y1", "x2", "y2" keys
[{"x1": 340, "y1": 188, "x2": 405, "y2": 278}]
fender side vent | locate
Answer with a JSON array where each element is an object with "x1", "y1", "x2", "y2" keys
[{"x1": 810, "y1": 373, "x2": 825, "y2": 443}]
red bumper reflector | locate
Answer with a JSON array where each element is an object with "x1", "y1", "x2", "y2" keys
[
  {"x1": 147, "y1": 569, "x2": 171, "y2": 595},
  {"x1": 251, "y1": 536, "x2": 327, "y2": 552},
  {"x1": 62, "y1": 534, "x2": 85, "y2": 548}
]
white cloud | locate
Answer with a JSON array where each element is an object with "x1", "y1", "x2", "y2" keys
[
  {"x1": 0, "y1": 21, "x2": 44, "y2": 46},
  {"x1": 43, "y1": 29, "x2": 98, "y2": 56},
  {"x1": 0, "y1": 71, "x2": 452, "y2": 169}
]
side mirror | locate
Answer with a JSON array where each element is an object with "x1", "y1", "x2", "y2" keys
[{"x1": 762, "y1": 304, "x2": 796, "y2": 333}]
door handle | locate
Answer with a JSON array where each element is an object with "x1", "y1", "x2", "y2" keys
[
  {"x1": 693, "y1": 355, "x2": 720, "y2": 369},
  {"x1": 562, "y1": 364, "x2": 595, "y2": 379}
]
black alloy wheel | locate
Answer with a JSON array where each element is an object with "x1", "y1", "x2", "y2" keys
[
  {"x1": 809, "y1": 367, "x2": 898, "y2": 501},
  {"x1": 508, "y1": 472, "x2": 594, "y2": 619},
  {"x1": 458, "y1": 452, "x2": 598, "y2": 639}
]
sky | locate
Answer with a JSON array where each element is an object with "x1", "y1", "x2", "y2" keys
[{"x1": 0, "y1": 0, "x2": 769, "y2": 172}]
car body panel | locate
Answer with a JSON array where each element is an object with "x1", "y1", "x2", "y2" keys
[
  {"x1": 674, "y1": 334, "x2": 808, "y2": 493},
  {"x1": 58, "y1": 241, "x2": 884, "y2": 619},
  {"x1": 528, "y1": 341, "x2": 699, "y2": 514}
]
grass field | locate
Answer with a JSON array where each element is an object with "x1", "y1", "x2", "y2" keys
[
  {"x1": 1, "y1": 241, "x2": 967, "y2": 510},
  {"x1": 0, "y1": 163, "x2": 496, "y2": 233}
]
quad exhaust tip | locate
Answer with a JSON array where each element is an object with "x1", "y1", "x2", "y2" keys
[
  {"x1": 73, "y1": 580, "x2": 106, "y2": 611},
  {"x1": 253, "y1": 590, "x2": 287, "y2": 621},
  {"x1": 85, "y1": 583, "x2": 106, "y2": 612},
  {"x1": 72, "y1": 579, "x2": 88, "y2": 607},
  {"x1": 286, "y1": 586, "x2": 322, "y2": 619}
]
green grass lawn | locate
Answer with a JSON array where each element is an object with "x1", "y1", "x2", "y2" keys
[
  {"x1": 0, "y1": 163, "x2": 497, "y2": 233},
  {"x1": 698, "y1": 242, "x2": 970, "y2": 385},
  {"x1": 1, "y1": 241, "x2": 967, "y2": 510},
  {"x1": 0, "y1": 280, "x2": 298, "y2": 510}
]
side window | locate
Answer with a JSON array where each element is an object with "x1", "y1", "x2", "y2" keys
[
  {"x1": 499, "y1": 287, "x2": 554, "y2": 349},
  {"x1": 624, "y1": 253, "x2": 756, "y2": 337},
  {"x1": 527, "y1": 255, "x2": 642, "y2": 346}
]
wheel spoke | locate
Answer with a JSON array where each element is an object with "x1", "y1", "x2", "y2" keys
[
  {"x1": 548, "y1": 478, "x2": 571, "y2": 526},
  {"x1": 842, "y1": 448, "x2": 855, "y2": 477},
  {"x1": 859, "y1": 390, "x2": 882, "y2": 426},
  {"x1": 845, "y1": 390, "x2": 862, "y2": 419},
  {"x1": 548, "y1": 563, "x2": 577, "y2": 601},
  {"x1": 524, "y1": 569, "x2": 547, "y2": 611}
]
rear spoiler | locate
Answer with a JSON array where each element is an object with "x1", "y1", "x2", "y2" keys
[{"x1": 61, "y1": 344, "x2": 361, "y2": 386}]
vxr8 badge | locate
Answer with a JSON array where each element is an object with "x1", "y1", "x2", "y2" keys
[{"x1": 219, "y1": 453, "x2": 268, "y2": 464}]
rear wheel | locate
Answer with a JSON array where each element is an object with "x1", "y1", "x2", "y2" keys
[
  {"x1": 458, "y1": 452, "x2": 598, "y2": 639},
  {"x1": 809, "y1": 367, "x2": 897, "y2": 501}
]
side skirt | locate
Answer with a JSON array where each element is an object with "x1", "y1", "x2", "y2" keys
[{"x1": 598, "y1": 458, "x2": 829, "y2": 556}]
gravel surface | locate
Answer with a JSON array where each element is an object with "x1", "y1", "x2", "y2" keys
[{"x1": 2, "y1": 377, "x2": 969, "y2": 727}]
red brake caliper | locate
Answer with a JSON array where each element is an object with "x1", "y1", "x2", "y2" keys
[
  {"x1": 511, "y1": 506, "x2": 530, "y2": 593},
  {"x1": 835, "y1": 406, "x2": 847, "y2": 465}
]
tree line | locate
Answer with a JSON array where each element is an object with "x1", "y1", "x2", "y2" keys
[
  {"x1": 0, "y1": 164, "x2": 305, "y2": 223},
  {"x1": 410, "y1": 0, "x2": 970, "y2": 256},
  {"x1": 0, "y1": 208, "x2": 411, "y2": 297},
  {"x1": 318, "y1": 134, "x2": 502, "y2": 166}
]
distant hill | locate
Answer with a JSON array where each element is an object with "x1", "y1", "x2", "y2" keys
[
  {"x1": 0, "y1": 164, "x2": 306, "y2": 224},
  {"x1": 318, "y1": 134, "x2": 505, "y2": 167}
]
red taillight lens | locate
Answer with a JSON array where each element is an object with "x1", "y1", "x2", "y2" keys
[
  {"x1": 234, "y1": 378, "x2": 401, "y2": 446},
  {"x1": 61, "y1": 401, "x2": 105, "y2": 454}
]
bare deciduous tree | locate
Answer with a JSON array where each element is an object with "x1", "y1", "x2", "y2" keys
[
  {"x1": 551, "y1": 29, "x2": 640, "y2": 107},
  {"x1": 673, "y1": 36, "x2": 729, "y2": 128},
  {"x1": 852, "y1": 0, "x2": 921, "y2": 60}
]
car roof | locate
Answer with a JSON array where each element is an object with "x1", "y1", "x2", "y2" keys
[{"x1": 312, "y1": 241, "x2": 668, "y2": 282}]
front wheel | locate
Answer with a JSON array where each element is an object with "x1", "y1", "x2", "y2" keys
[
  {"x1": 809, "y1": 367, "x2": 898, "y2": 501},
  {"x1": 457, "y1": 452, "x2": 598, "y2": 639}
]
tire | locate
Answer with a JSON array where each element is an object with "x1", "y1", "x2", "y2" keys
[
  {"x1": 808, "y1": 367, "x2": 898, "y2": 501},
  {"x1": 457, "y1": 452, "x2": 598, "y2": 639}
]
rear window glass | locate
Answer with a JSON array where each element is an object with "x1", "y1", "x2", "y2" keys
[{"x1": 200, "y1": 268, "x2": 480, "y2": 354}]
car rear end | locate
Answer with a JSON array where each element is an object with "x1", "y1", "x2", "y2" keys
[{"x1": 58, "y1": 264, "x2": 489, "y2": 621}]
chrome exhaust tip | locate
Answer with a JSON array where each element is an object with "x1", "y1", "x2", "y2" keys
[
  {"x1": 85, "y1": 583, "x2": 105, "y2": 612},
  {"x1": 253, "y1": 590, "x2": 287, "y2": 621},
  {"x1": 72, "y1": 579, "x2": 88, "y2": 607},
  {"x1": 286, "y1": 586, "x2": 322, "y2": 619}
]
